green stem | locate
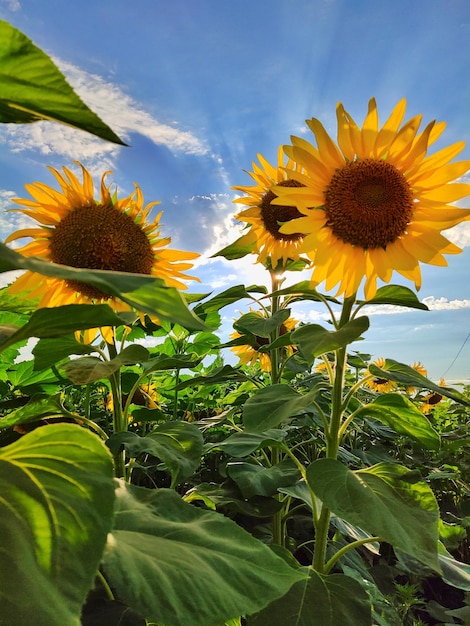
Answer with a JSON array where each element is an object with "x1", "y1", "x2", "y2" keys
[
  {"x1": 324, "y1": 536, "x2": 380, "y2": 574},
  {"x1": 106, "y1": 336, "x2": 126, "y2": 478},
  {"x1": 270, "y1": 270, "x2": 284, "y2": 546},
  {"x1": 312, "y1": 294, "x2": 356, "y2": 572}
]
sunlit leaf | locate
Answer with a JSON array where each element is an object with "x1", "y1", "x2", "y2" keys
[
  {"x1": 307, "y1": 459, "x2": 440, "y2": 571},
  {"x1": 227, "y1": 460, "x2": 301, "y2": 498},
  {"x1": 243, "y1": 383, "x2": 323, "y2": 433},
  {"x1": 368, "y1": 358, "x2": 470, "y2": 405},
  {"x1": 355, "y1": 393, "x2": 440, "y2": 449},
  {"x1": 62, "y1": 344, "x2": 149, "y2": 384},
  {"x1": 107, "y1": 421, "x2": 203, "y2": 486},
  {"x1": 357, "y1": 284, "x2": 429, "y2": 310},
  {"x1": 211, "y1": 235, "x2": 255, "y2": 260},
  {"x1": 32, "y1": 336, "x2": 98, "y2": 370},
  {"x1": 234, "y1": 309, "x2": 291, "y2": 338},
  {"x1": 248, "y1": 567, "x2": 372, "y2": 626},
  {"x1": 0, "y1": 243, "x2": 206, "y2": 332},
  {"x1": 0, "y1": 394, "x2": 69, "y2": 429},
  {"x1": 292, "y1": 317, "x2": 369, "y2": 363},
  {"x1": 0, "y1": 303, "x2": 126, "y2": 355},
  {"x1": 102, "y1": 483, "x2": 305, "y2": 626},
  {"x1": 0, "y1": 424, "x2": 115, "y2": 626},
  {"x1": 195, "y1": 284, "x2": 268, "y2": 315},
  {"x1": 206, "y1": 429, "x2": 288, "y2": 456},
  {"x1": 0, "y1": 20, "x2": 124, "y2": 144}
]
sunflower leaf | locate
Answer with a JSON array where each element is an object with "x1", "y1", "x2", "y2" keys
[
  {"x1": 307, "y1": 459, "x2": 440, "y2": 572},
  {"x1": 358, "y1": 285, "x2": 429, "y2": 310},
  {"x1": 0, "y1": 243, "x2": 207, "y2": 332},
  {"x1": 0, "y1": 423, "x2": 115, "y2": 626},
  {"x1": 355, "y1": 393, "x2": 441, "y2": 449},
  {"x1": 102, "y1": 483, "x2": 305, "y2": 626},
  {"x1": 0, "y1": 303, "x2": 126, "y2": 354},
  {"x1": 292, "y1": 317, "x2": 370, "y2": 363},
  {"x1": 211, "y1": 235, "x2": 256, "y2": 260},
  {"x1": 368, "y1": 359, "x2": 470, "y2": 405},
  {"x1": 0, "y1": 21, "x2": 124, "y2": 144},
  {"x1": 234, "y1": 309, "x2": 291, "y2": 337},
  {"x1": 248, "y1": 568, "x2": 372, "y2": 626}
]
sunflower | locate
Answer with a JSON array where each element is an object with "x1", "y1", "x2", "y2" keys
[
  {"x1": 275, "y1": 98, "x2": 470, "y2": 299},
  {"x1": 230, "y1": 311, "x2": 297, "y2": 372},
  {"x1": 232, "y1": 147, "x2": 309, "y2": 269},
  {"x1": 420, "y1": 378, "x2": 446, "y2": 414},
  {"x1": 363, "y1": 357, "x2": 398, "y2": 393},
  {"x1": 406, "y1": 361, "x2": 428, "y2": 395},
  {"x1": 6, "y1": 163, "x2": 199, "y2": 314}
]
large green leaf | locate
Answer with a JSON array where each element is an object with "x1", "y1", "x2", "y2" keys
[
  {"x1": 174, "y1": 364, "x2": 252, "y2": 390},
  {"x1": 0, "y1": 303, "x2": 126, "y2": 354},
  {"x1": 243, "y1": 383, "x2": 322, "y2": 433},
  {"x1": 355, "y1": 393, "x2": 440, "y2": 449},
  {"x1": 194, "y1": 284, "x2": 268, "y2": 315},
  {"x1": 368, "y1": 358, "x2": 470, "y2": 405},
  {"x1": 0, "y1": 243, "x2": 206, "y2": 332},
  {"x1": 0, "y1": 424, "x2": 115, "y2": 626},
  {"x1": 62, "y1": 344, "x2": 150, "y2": 384},
  {"x1": 0, "y1": 20, "x2": 124, "y2": 144},
  {"x1": 107, "y1": 421, "x2": 203, "y2": 485},
  {"x1": 307, "y1": 459, "x2": 440, "y2": 571},
  {"x1": 32, "y1": 336, "x2": 98, "y2": 370},
  {"x1": 206, "y1": 429, "x2": 288, "y2": 456},
  {"x1": 233, "y1": 309, "x2": 291, "y2": 338},
  {"x1": 226, "y1": 460, "x2": 301, "y2": 498},
  {"x1": 292, "y1": 317, "x2": 369, "y2": 363},
  {"x1": 248, "y1": 567, "x2": 371, "y2": 626},
  {"x1": 0, "y1": 394, "x2": 69, "y2": 429},
  {"x1": 211, "y1": 235, "x2": 256, "y2": 260},
  {"x1": 102, "y1": 483, "x2": 305, "y2": 626},
  {"x1": 357, "y1": 285, "x2": 429, "y2": 310}
]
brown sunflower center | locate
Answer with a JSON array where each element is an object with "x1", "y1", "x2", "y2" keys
[
  {"x1": 260, "y1": 179, "x2": 304, "y2": 241},
  {"x1": 49, "y1": 203, "x2": 155, "y2": 299},
  {"x1": 324, "y1": 159, "x2": 414, "y2": 249}
]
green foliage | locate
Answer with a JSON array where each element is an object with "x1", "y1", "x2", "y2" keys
[
  {"x1": 0, "y1": 20, "x2": 124, "y2": 143},
  {"x1": 102, "y1": 483, "x2": 306, "y2": 626},
  {"x1": 1, "y1": 18, "x2": 469, "y2": 626},
  {"x1": 0, "y1": 424, "x2": 115, "y2": 626}
]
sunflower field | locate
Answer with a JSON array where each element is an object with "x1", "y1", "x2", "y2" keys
[{"x1": 1, "y1": 21, "x2": 470, "y2": 626}]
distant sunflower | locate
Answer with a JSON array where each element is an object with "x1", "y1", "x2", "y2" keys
[
  {"x1": 276, "y1": 98, "x2": 470, "y2": 299},
  {"x1": 364, "y1": 357, "x2": 398, "y2": 393},
  {"x1": 232, "y1": 147, "x2": 309, "y2": 269},
  {"x1": 421, "y1": 379, "x2": 446, "y2": 414},
  {"x1": 6, "y1": 163, "x2": 199, "y2": 312},
  {"x1": 406, "y1": 361, "x2": 428, "y2": 395},
  {"x1": 230, "y1": 311, "x2": 297, "y2": 372}
]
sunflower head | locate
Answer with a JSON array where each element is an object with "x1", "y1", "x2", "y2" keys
[
  {"x1": 230, "y1": 310, "x2": 297, "y2": 372},
  {"x1": 364, "y1": 357, "x2": 398, "y2": 393},
  {"x1": 274, "y1": 98, "x2": 470, "y2": 299},
  {"x1": 6, "y1": 163, "x2": 200, "y2": 313},
  {"x1": 232, "y1": 147, "x2": 311, "y2": 270}
]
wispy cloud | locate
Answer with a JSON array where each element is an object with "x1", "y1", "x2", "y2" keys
[
  {"x1": 0, "y1": 58, "x2": 209, "y2": 173},
  {"x1": 422, "y1": 296, "x2": 470, "y2": 310},
  {"x1": 0, "y1": 0, "x2": 21, "y2": 10},
  {"x1": 445, "y1": 221, "x2": 470, "y2": 248}
]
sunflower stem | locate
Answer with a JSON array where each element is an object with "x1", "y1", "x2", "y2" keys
[
  {"x1": 270, "y1": 270, "x2": 285, "y2": 546},
  {"x1": 312, "y1": 294, "x2": 356, "y2": 572},
  {"x1": 106, "y1": 335, "x2": 127, "y2": 479}
]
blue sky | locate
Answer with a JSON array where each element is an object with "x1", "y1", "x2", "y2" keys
[{"x1": 0, "y1": 0, "x2": 469, "y2": 382}]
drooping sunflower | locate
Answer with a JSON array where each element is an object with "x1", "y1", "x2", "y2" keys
[
  {"x1": 363, "y1": 357, "x2": 398, "y2": 393},
  {"x1": 232, "y1": 147, "x2": 309, "y2": 269},
  {"x1": 230, "y1": 311, "x2": 297, "y2": 372},
  {"x1": 6, "y1": 163, "x2": 199, "y2": 312},
  {"x1": 275, "y1": 98, "x2": 470, "y2": 299},
  {"x1": 420, "y1": 378, "x2": 446, "y2": 414}
]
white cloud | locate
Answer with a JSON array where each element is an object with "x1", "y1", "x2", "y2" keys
[
  {"x1": 422, "y1": 296, "x2": 470, "y2": 310},
  {"x1": 0, "y1": 0, "x2": 21, "y2": 10},
  {"x1": 444, "y1": 221, "x2": 470, "y2": 248},
  {"x1": 0, "y1": 57, "x2": 209, "y2": 172}
]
